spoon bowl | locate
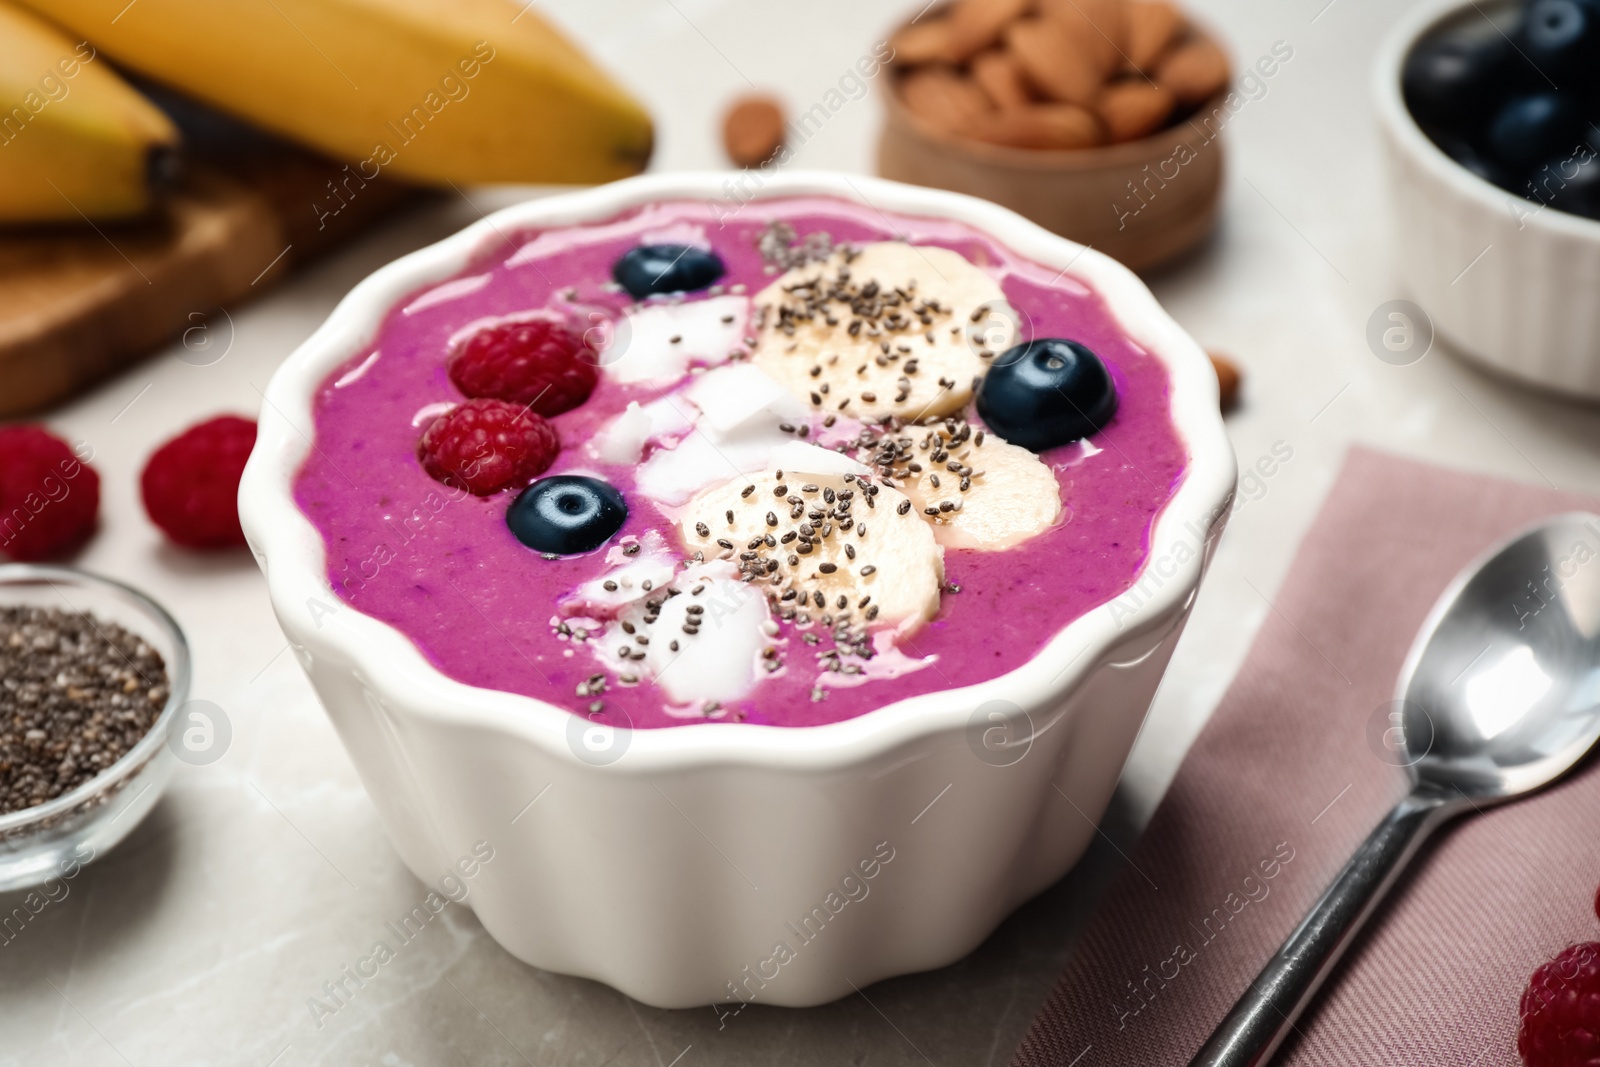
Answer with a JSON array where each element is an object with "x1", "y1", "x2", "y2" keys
[
  {"x1": 1399, "y1": 512, "x2": 1600, "y2": 800},
  {"x1": 1193, "y1": 512, "x2": 1600, "y2": 1066}
]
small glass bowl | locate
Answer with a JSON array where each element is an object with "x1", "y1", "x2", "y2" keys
[{"x1": 0, "y1": 564, "x2": 190, "y2": 892}]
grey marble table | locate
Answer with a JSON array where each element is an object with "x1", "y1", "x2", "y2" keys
[{"x1": 4, "y1": 0, "x2": 1600, "y2": 1064}]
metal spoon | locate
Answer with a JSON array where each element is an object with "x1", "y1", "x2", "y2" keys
[{"x1": 1190, "y1": 512, "x2": 1600, "y2": 1067}]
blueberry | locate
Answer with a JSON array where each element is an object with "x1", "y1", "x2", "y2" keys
[
  {"x1": 1488, "y1": 92, "x2": 1586, "y2": 167},
  {"x1": 612, "y1": 244, "x2": 725, "y2": 300},
  {"x1": 975, "y1": 339, "x2": 1117, "y2": 452},
  {"x1": 507, "y1": 475, "x2": 627, "y2": 555},
  {"x1": 1402, "y1": 27, "x2": 1518, "y2": 128},
  {"x1": 1523, "y1": 0, "x2": 1600, "y2": 90},
  {"x1": 1532, "y1": 151, "x2": 1600, "y2": 218}
]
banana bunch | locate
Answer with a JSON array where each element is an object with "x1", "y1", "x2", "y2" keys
[
  {"x1": 0, "y1": 2, "x2": 176, "y2": 222},
  {"x1": 0, "y1": 0, "x2": 651, "y2": 222}
]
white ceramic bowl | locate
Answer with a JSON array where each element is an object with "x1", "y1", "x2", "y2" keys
[
  {"x1": 1375, "y1": 0, "x2": 1600, "y2": 400},
  {"x1": 239, "y1": 171, "x2": 1236, "y2": 1008}
]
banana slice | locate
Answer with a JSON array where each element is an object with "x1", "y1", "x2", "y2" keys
[
  {"x1": 751, "y1": 242, "x2": 1016, "y2": 422},
  {"x1": 870, "y1": 420, "x2": 1062, "y2": 551},
  {"x1": 902, "y1": 434, "x2": 1062, "y2": 550},
  {"x1": 678, "y1": 445, "x2": 944, "y2": 633}
]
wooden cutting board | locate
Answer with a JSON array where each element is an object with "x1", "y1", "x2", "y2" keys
[{"x1": 0, "y1": 150, "x2": 419, "y2": 417}]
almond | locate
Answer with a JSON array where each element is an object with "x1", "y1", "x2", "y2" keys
[
  {"x1": 970, "y1": 49, "x2": 1032, "y2": 109},
  {"x1": 1125, "y1": 0, "x2": 1183, "y2": 72},
  {"x1": 1096, "y1": 80, "x2": 1174, "y2": 142},
  {"x1": 966, "y1": 102, "x2": 1104, "y2": 149},
  {"x1": 892, "y1": 18, "x2": 963, "y2": 65},
  {"x1": 945, "y1": 0, "x2": 1033, "y2": 60},
  {"x1": 722, "y1": 94, "x2": 787, "y2": 167},
  {"x1": 1156, "y1": 37, "x2": 1230, "y2": 106},
  {"x1": 1037, "y1": 0, "x2": 1124, "y2": 74},
  {"x1": 899, "y1": 67, "x2": 994, "y2": 132},
  {"x1": 1207, "y1": 350, "x2": 1241, "y2": 411},
  {"x1": 1005, "y1": 18, "x2": 1103, "y2": 107}
]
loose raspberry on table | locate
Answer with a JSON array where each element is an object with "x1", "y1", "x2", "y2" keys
[
  {"x1": 1519, "y1": 941, "x2": 1600, "y2": 1067},
  {"x1": 0, "y1": 425, "x2": 99, "y2": 561},
  {"x1": 417, "y1": 398, "x2": 559, "y2": 496},
  {"x1": 141, "y1": 415, "x2": 257, "y2": 549},
  {"x1": 448, "y1": 317, "x2": 599, "y2": 416}
]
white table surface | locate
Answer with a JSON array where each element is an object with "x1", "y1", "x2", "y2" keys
[{"x1": 5, "y1": 1, "x2": 1600, "y2": 1064}]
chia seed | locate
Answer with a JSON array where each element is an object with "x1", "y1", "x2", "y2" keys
[{"x1": 0, "y1": 607, "x2": 168, "y2": 816}]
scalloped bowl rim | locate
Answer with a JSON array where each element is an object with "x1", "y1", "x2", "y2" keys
[{"x1": 239, "y1": 171, "x2": 1235, "y2": 773}]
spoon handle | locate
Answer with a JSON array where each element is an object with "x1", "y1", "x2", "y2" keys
[{"x1": 1187, "y1": 787, "x2": 1456, "y2": 1067}]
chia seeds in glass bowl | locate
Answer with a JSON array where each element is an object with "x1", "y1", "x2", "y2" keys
[{"x1": 0, "y1": 565, "x2": 189, "y2": 892}]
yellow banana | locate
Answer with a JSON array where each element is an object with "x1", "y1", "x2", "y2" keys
[
  {"x1": 0, "y1": 1, "x2": 177, "y2": 223},
  {"x1": 18, "y1": 0, "x2": 654, "y2": 186}
]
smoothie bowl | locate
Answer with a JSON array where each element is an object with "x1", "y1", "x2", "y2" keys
[{"x1": 239, "y1": 172, "x2": 1234, "y2": 1008}]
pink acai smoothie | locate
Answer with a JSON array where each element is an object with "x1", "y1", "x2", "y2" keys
[{"x1": 293, "y1": 197, "x2": 1188, "y2": 729}]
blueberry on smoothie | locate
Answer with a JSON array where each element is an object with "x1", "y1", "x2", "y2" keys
[
  {"x1": 613, "y1": 245, "x2": 725, "y2": 299},
  {"x1": 976, "y1": 339, "x2": 1117, "y2": 452},
  {"x1": 508, "y1": 475, "x2": 628, "y2": 554}
]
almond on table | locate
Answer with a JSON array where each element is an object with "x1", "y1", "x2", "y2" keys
[
  {"x1": 970, "y1": 49, "x2": 1032, "y2": 109},
  {"x1": 1096, "y1": 81, "x2": 1175, "y2": 142},
  {"x1": 1006, "y1": 18, "x2": 1105, "y2": 107},
  {"x1": 1207, "y1": 350, "x2": 1241, "y2": 411},
  {"x1": 723, "y1": 94, "x2": 787, "y2": 167},
  {"x1": 1156, "y1": 38, "x2": 1231, "y2": 106}
]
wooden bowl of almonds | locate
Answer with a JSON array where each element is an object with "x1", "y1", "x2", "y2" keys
[{"x1": 877, "y1": 0, "x2": 1231, "y2": 271}]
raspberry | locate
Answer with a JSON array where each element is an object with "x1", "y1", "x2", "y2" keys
[
  {"x1": 0, "y1": 425, "x2": 99, "y2": 561},
  {"x1": 417, "y1": 398, "x2": 559, "y2": 496},
  {"x1": 1519, "y1": 942, "x2": 1600, "y2": 1067},
  {"x1": 447, "y1": 317, "x2": 598, "y2": 416},
  {"x1": 141, "y1": 416, "x2": 256, "y2": 549}
]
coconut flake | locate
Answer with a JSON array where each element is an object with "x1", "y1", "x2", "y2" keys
[
  {"x1": 683, "y1": 364, "x2": 807, "y2": 442},
  {"x1": 601, "y1": 295, "x2": 750, "y2": 384},
  {"x1": 590, "y1": 398, "x2": 695, "y2": 465}
]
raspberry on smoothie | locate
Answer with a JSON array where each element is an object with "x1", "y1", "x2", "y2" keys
[
  {"x1": 447, "y1": 316, "x2": 599, "y2": 415},
  {"x1": 416, "y1": 398, "x2": 560, "y2": 497}
]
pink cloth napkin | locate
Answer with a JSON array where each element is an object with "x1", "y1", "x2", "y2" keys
[{"x1": 1012, "y1": 447, "x2": 1600, "y2": 1067}]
